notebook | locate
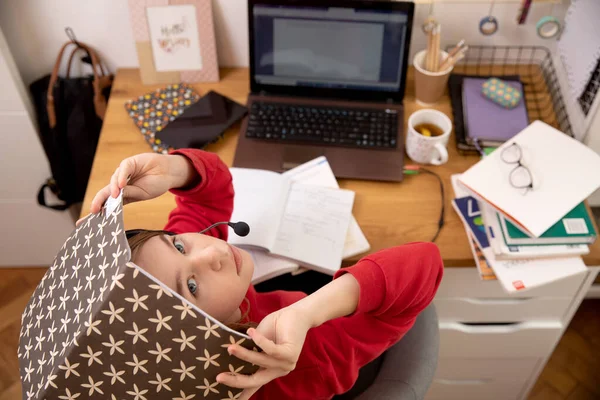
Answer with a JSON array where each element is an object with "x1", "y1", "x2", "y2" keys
[
  {"x1": 499, "y1": 202, "x2": 597, "y2": 246},
  {"x1": 459, "y1": 121, "x2": 600, "y2": 238},
  {"x1": 452, "y1": 196, "x2": 489, "y2": 248},
  {"x1": 124, "y1": 84, "x2": 200, "y2": 154},
  {"x1": 467, "y1": 233, "x2": 497, "y2": 280},
  {"x1": 462, "y1": 77, "x2": 529, "y2": 147},
  {"x1": 18, "y1": 191, "x2": 259, "y2": 400},
  {"x1": 482, "y1": 202, "x2": 589, "y2": 259},
  {"x1": 229, "y1": 168, "x2": 355, "y2": 274}
]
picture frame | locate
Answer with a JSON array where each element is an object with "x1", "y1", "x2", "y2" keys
[{"x1": 128, "y1": 0, "x2": 219, "y2": 84}]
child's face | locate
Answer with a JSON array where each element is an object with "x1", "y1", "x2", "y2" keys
[{"x1": 132, "y1": 233, "x2": 254, "y2": 324}]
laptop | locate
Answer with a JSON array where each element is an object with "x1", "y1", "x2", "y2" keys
[{"x1": 233, "y1": 0, "x2": 414, "y2": 182}]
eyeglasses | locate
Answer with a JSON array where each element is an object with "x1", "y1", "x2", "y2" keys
[{"x1": 501, "y1": 142, "x2": 533, "y2": 193}]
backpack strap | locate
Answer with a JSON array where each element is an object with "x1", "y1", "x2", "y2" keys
[
  {"x1": 46, "y1": 41, "x2": 110, "y2": 128},
  {"x1": 37, "y1": 179, "x2": 70, "y2": 211}
]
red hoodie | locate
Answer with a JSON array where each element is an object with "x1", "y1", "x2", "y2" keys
[{"x1": 165, "y1": 149, "x2": 444, "y2": 400}]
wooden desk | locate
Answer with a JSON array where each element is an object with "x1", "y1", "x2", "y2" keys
[
  {"x1": 82, "y1": 68, "x2": 600, "y2": 267},
  {"x1": 83, "y1": 68, "x2": 600, "y2": 400}
]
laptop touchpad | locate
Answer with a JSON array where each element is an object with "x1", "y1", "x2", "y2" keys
[{"x1": 282, "y1": 146, "x2": 325, "y2": 170}]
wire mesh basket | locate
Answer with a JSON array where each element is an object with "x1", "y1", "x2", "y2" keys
[{"x1": 447, "y1": 45, "x2": 573, "y2": 140}]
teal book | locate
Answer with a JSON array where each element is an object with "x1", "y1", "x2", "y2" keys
[{"x1": 498, "y1": 203, "x2": 597, "y2": 246}]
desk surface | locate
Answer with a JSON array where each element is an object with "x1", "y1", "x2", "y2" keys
[{"x1": 82, "y1": 68, "x2": 600, "y2": 267}]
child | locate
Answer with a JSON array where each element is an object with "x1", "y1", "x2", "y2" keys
[{"x1": 87, "y1": 149, "x2": 444, "y2": 400}]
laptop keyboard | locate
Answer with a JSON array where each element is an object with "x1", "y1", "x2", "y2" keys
[{"x1": 245, "y1": 102, "x2": 399, "y2": 149}]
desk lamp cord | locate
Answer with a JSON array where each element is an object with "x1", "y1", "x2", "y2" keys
[{"x1": 403, "y1": 165, "x2": 445, "y2": 243}]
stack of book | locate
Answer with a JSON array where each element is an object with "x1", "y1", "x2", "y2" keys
[{"x1": 452, "y1": 121, "x2": 600, "y2": 292}]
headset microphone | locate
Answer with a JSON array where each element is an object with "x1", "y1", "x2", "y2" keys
[
  {"x1": 125, "y1": 221, "x2": 250, "y2": 240},
  {"x1": 199, "y1": 221, "x2": 250, "y2": 237}
]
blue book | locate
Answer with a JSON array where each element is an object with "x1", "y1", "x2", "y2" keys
[{"x1": 452, "y1": 196, "x2": 489, "y2": 249}]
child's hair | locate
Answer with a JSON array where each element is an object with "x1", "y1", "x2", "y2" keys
[{"x1": 126, "y1": 229, "x2": 257, "y2": 332}]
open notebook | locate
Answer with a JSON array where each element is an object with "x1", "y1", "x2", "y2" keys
[{"x1": 229, "y1": 168, "x2": 355, "y2": 275}]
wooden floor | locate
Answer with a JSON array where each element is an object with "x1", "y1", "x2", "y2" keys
[{"x1": 0, "y1": 268, "x2": 599, "y2": 400}]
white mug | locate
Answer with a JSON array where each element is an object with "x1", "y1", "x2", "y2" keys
[{"x1": 406, "y1": 109, "x2": 452, "y2": 165}]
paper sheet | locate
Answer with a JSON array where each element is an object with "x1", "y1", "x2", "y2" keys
[
  {"x1": 272, "y1": 183, "x2": 355, "y2": 273},
  {"x1": 283, "y1": 157, "x2": 370, "y2": 258},
  {"x1": 484, "y1": 251, "x2": 586, "y2": 293},
  {"x1": 229, "y1": 168, "x2": 290, "y2": 250}
]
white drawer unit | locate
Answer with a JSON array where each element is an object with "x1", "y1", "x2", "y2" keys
[
  {"x1": 439, "y1": 321, "x2": 562, "y2": 359},
  {"x1": 434, "y1": 297, "x2": 573, "y2": 322},
  {"x1": 430, "y1": 266, "x2": 600, "y2": 400},
  {"x1": 426, "y1": 379, "x2": 527, "y2": 400},
  {"x1": 435, "y1": 357, "x2": 541, "y2": 383},
  {"x1": 0, "y1": 27, "x2": 74, "y2": 266},
  {"x1": 437, "y1": 268, "x2": 586, "y2": 299}
]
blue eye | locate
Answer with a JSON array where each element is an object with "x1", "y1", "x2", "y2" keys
[
  {"x1": 187, "y1": 278, "x2": 198, "y2": 295},
  {"x1": 173, "y1": 238, "x2": 185, "y2": 254}
]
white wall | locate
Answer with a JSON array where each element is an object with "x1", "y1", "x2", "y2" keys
[{"x1": 0, "y1": 0, "x2": 566, "y2": 86}]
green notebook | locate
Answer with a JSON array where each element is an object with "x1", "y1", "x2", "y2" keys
[{"x1": 498, "y1": 202, "x2": 597, "y2": 246}]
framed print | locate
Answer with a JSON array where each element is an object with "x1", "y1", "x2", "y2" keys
[{"x1": 129, "y1": 0, "x2": 219, "y2": 84}]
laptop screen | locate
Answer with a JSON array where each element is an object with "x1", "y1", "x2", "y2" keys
[{"x1": 252, "y1": 4, "x2": 410, "y2": 93}]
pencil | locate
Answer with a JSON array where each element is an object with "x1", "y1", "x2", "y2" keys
[
  {"x1": 432, "y1": 25, "x2": 441, "y2": 71},
  {"x1": 426, "y1": 29, "x2": 434, "y2": 71}
]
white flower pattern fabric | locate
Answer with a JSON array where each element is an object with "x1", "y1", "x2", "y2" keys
[{"x1": 18, "y1": 194, "x2": 258, "y2": 399}]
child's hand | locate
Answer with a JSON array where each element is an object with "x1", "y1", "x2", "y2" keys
[
  {"x1": 89, "y1": 153, "x2": 197, "y2": 213},
  {"x1": 216, "y1": 307, "x2": 313, "y2": 398}
]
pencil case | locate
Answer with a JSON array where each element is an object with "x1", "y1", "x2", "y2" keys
[{"x1": 481, "y1": 78, "x2": 522, "y2": 109}]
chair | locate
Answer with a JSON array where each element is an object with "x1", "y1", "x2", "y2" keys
[
  {"x1": 257, "y1": 272, "x2": 440, "y2": 399},
  {"x1": 347, "y1": 304, "x2": 440, "y2": 400}
]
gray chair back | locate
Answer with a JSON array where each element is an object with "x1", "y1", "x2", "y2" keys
[{"x1": 355, "y1": 304, "x2": 439, "y2": 400}]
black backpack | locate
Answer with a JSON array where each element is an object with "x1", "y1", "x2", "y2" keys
[{"x1": 30, "y1": 40, "x2": 112, "y2": 210}]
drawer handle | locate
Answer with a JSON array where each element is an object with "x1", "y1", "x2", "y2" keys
[
  {"x1": 435, "y1": 379, "x2": 491, "y2": 385},
  {"x1": 439, "y1": 321, "x2": 561, "y2": 334},
  {"x1": 463, "y1": 297, "x2": 532, "y2": 305}
]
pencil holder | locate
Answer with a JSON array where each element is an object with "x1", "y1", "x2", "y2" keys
[{"x1": 414, "y1": 50, "x2": 453, "y2": 105}]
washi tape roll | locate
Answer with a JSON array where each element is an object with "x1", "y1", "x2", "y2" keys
[
  {"x1": 536, "y1": 16, "x2": 561, "y2": 39},
  {"x1": 422, "y1": 16, "x2": 437, "y2": 34},
  {"x1": 479, "y1": 16, "x2": 499, "y2": 35}
]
